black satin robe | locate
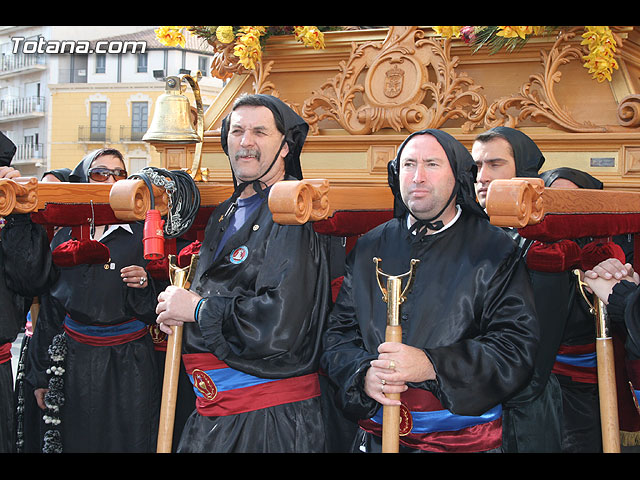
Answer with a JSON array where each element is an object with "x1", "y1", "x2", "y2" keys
[
  {"x1": 321, "y1": 209, "x2": 539, "y2": 451},
  {"x1": 178, "y1": 193, "x2": 332, "y2": 453},
  {"x1": 0, "y1": 214, "x2": 52, "y2": 452},
  {"x1": 25, "y1": 222, "x2": 161, "y2": 453}
]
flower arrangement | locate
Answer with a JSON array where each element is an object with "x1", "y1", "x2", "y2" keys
[
  {"x1": 155, "y1": 26, "x2": 336, "y2": 71},
  {"x1": 433, "y1": 26, "x2": 619, "y2": 82}
]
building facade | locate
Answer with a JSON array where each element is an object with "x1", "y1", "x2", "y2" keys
[{"x1": 0, "y1": 26, "x2": 222, "y2": 178}]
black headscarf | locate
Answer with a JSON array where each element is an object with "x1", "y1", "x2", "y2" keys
[
  {"x1": 69, "y1": 149, "x2": 123, "y2": 184},
  {"x1": 0, "y1": 132, "x2": 17, "y2": 167},
  {"x1": 42, "y1": 168, "x2": 72, "y2": 182},
  {"x1": 220, "y1": 94, "x2": 309, "y2": 189},
  {"x1": 486, "y1": 126, "x2": 546, "y2": 178},
  {"x1": 540, "y1": 167, "x2": 603, "y2": 190},
  {"x1": 388, "y1": 129, "x2": 487, "y2": 238}
]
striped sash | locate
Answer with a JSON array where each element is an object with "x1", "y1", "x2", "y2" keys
[
  {"x1": 552, "y1": 343, "x2": 597, "y2": 384},
  {"x1": 183, "y1": 352, "x2": 320, "y2": 417},
  {"x1": 358, "y1": 387, "x2": 502, "y2": 453},
  {"x1": 63, "y1": 315, "x2": 148, "y2": 346}
]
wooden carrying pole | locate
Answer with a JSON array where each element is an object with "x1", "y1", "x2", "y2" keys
[
  {"x1": 382, "y1": 275, "x2": 402, "y2": 453},
  {"x1": 594, "y1": 298, "x2": 621, "y2": 452},
  {"x1": 574, "y1": 270, "x2": 621, "y2": 452},
  {"x1": 374, "y1": 258, "x2": 419, "y2": 453},
  {"x1": 156, "y1": 254, "x2": 199, "y2": 453}
]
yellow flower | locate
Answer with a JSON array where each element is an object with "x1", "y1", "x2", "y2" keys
[
  {"x1": 154, "y1": 26, "x2": 186, "y2": 48},
  {"x1": 433, "y1": 26, "x2": 463, "y2": 38},
  {"x1": 581, "y1": 26, "x2": 618, "y2": 82},
  {"x1": 233, "y1": 42, "x2": 261, "y2": 70},
  {"x1": 496, "y1": 26, "x2": 533, "y2": 39},
  {"x1": 235, "y1": 26, "x2": 265, "y2": 53},
  {"x1": 215, "y1": 26, "x2": 235, "y2": 44},
  {"x1": 294, "y1": 26, "x2": 325, "y2": 49}
]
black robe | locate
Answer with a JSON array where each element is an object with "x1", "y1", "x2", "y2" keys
[
  {"x1": 321, "y1": 209, "x2": 539, "y2": 452},
  {"x1": 0, "y1": 214, "x2": 52, "y2": 453},
  {"x1": 25, "y1": 222, "x2": 161, "y2": 453},
  {"x1": 177, "y1": 191, "x2": 332, "y2": 453}
]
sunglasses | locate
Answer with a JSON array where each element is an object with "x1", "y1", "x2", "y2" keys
[{"x1": 88, "y1": 167, "x2": 128, "y2": 182}]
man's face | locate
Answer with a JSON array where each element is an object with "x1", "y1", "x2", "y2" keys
[
  {"x1": 226, "y1": 105, "x2": 289, "y2": 186},
  {"x1": 399, "y1": 134, "x2": 457, "y2": 225},
  {"x1": 471, "y1": 137, "x2": 517, "y2": 208}
]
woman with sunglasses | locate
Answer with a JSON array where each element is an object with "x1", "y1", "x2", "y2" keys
[{"x1": 23, "y1": 148, "x2": 163, "y2": 452}]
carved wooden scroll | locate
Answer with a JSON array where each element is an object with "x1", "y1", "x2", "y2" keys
[
  {"x1": 486, "y1": 178, "x2": 640, "y2": 228},
  {"x1": 0, "y1": 177, "x2": 39, "y2": 215},
  {"x1": 301, "y1": 26, "x2": 486, "y2": 135},
  {"x1": 109, "y1": 179, "x2": 169, "y2": 221},
  {"x1": 268, "y1": 179, "x2": 331, "y2": 225}
]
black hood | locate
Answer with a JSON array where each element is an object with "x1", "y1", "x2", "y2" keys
[
  {"x1": 388, "y1": 129, "x2": 487, "y2": 221},
  {"x1": 220, "y1": 94, "x2": 309, "y2": 185},
  {"x1": 69, "y1": 149, "x2": 124, "y2": 184},
  {"x1": 0, "y1": 132, "x2": 16, "y2": 167},
  {"x1": 540, "y1": 167, "x2": 603, "y2": 190},
  {"x1": 69, "y1": 149, "x2": 105, "y2": 183},
  {"x1": 42, "y1": 168, "x2": 72, "y2": 182},
  {"x1": 488, "y1": 126, "x2": 546, "y2": 178}
]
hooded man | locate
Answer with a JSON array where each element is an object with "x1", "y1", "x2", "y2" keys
[
  {"x1": 156, "y1": 94, "x2": 332, "y2": 453},
  {"x1": 321, "y1": 129, "x2": 539, "y2": 453},
  {"x1": 472, "y1": 127, "x2": 565, "y2": 452}
]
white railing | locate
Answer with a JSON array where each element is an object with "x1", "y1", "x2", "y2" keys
[{"x1": 0, "y1": 96, "x2": 45, "y2": 119}]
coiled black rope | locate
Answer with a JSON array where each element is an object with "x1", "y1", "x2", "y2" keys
[{"x1": 129, "y1": 167, "x2": 201, "y2": 238}]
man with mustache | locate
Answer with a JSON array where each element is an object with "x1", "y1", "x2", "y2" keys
[{"x1": 155, "y1": 94, "x2": 331, "y2": 452}]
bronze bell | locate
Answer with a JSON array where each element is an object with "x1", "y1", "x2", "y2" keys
[{"x1": 142, "y1": 76, "x2": 201, "y2": 144}]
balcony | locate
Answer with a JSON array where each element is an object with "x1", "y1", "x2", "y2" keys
[
  {"x1": 12, "y1": 143, "x2": 45, "y2": 165},
  {"x1": 0, "y1": 96, "x2": 46, "y2": 122},
  {"x1": 78, "y1": 125, "x2": 111, "y2": 143},
  {"x1": 119, "y1": 125, "x2": 147, "y2": 142},
  {"x1": 0, "y1": 53, "x2": 46, "y2": 78}
]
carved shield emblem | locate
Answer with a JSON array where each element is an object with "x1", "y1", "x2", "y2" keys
[{"x1": 384, "y1": 65, "x2": 404, "y2": 98}]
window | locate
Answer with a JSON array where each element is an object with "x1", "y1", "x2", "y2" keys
[
  {"x1": 96, "y1": 54, "x2": 106, "y2": 73},
  {"x1": 137, "y1": 53, "x2": 147, "y2": 73},
  {"x1": 198, "y1": 56, "x2": 209, "y2": 76},
  {"x1": 131, "y1": 102, "x2": 148, "y2": 140},
  {"x1": 90, "y1": 102, "x2": 107, "y2": 141}
]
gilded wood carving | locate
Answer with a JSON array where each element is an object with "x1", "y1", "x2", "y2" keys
[
  {"x1": 205, "y1": 26, "x2": 639, "y2": 135},
  {"x1": 300, "y1": 26, "x2": 487, "y2": 135},
  {"x1": 484, "y1": 27, "x2": 631, "y2": 132}
]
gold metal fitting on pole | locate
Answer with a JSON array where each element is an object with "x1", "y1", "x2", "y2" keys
[{"x1": 373, "y1": 257, "x2": 419, "y2": 453}]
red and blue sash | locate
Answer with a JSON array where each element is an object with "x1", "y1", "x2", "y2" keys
[
  {"x1": 63, "y1": 315, "x2": 148, "y2": 346},
  {"x1": 358, "y1": 387, "x2": 502, "y2": 453},
  {"x1": 183, "y1": 352, "x2": 320, "y2": 417},
  {"x1": 552, "y1": 343, "x2": 597, "y2": 384}
]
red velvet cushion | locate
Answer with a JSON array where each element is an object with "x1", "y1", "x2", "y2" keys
[
  {"x1": 526, "y1": 239, "x2": 582, "y2": 272},
  {"x1": 580, "y1": 240, "x2": 626, "y2": 271},
  {"x1": 52, "y1": 238, "x2": 110, "y2": 267}
]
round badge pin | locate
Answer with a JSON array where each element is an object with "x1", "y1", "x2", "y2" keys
[{"x1": 230, "y1": 246, "x2": 249, "y2": 264}]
